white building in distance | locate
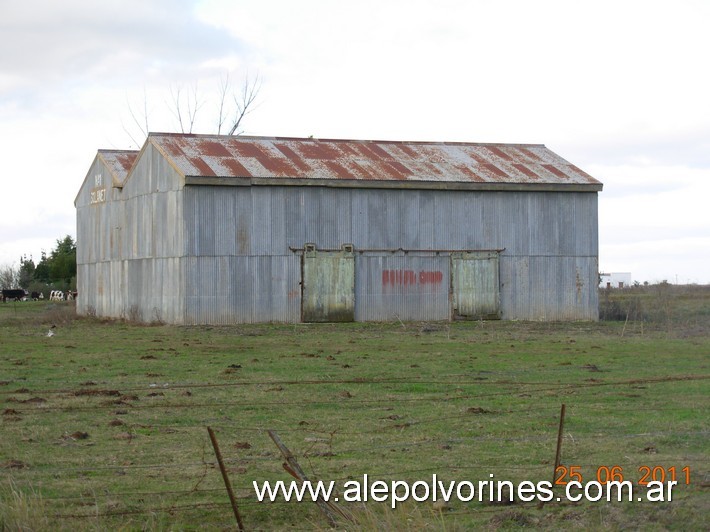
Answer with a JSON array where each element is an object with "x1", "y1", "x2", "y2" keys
[{"x1": 600, "y1": 272, "x2": 632, "y2": 289}]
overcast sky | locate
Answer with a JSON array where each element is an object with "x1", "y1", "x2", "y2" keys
[{"x1": 1, "y1": 0, "x2": 708, "y2": 284}]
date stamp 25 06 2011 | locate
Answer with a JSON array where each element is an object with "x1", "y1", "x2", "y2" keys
[{"x1": 555, "y1": 465, "x2": 690, "y2": 487}]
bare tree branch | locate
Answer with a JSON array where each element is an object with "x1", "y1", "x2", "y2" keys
[
  {"x1": 216, "y1": 73, "x2": 230, "y2": 135},
  {"x1": 123, "y1": 88, "x2": 150, "y2": 148},
  {"x1": 0, "y1": 264, "x2": 20, "y2": 290},
  {"x1": 142, "y1": 86, "x2": 149, "y2": 137},
  {"x1": 187, "y1": 82, "x2": 204, "y2": 134},
  {"x1": 127, "y1": 86, "x2": 151, "y2": 138},
  {"x1": 187, "y1": 84, "x2": 196, "y2": 134},
  {"x1": 121, "y1": 117, "x2": 143, "y2": 149},
  {"x1": 228, "y1": 74, "x2": 261, "y2": 136},
  {"x1": 170, "y1": 85, "x2": 185, "y2": 133},
  {"x1": 170, "y1": 82, "x2": 206, "y2": 134},
  {"x1": 122, "y1": 72, "x2": 260, "y2": 142}
]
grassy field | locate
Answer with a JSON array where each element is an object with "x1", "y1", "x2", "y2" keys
[{"x1": 1, "y1": 285, "x2": 708, "y2": 530}]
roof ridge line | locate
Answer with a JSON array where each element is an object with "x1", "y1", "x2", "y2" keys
[{"x1": 146, "y1": 132, "x2": 545, "y2": 147}]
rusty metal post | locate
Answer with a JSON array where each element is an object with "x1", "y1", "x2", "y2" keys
[
  {"x1": 553, "y1": 404, "x2": 566, "y2": 478},
  {"x1": 539, "y1": 403, "x2": 566, "y2": 510},
  {"x1": 267, "y1": 429, "x2": 344, "y2": 527},
  {"x1": 207, "y1": 426, "x2": 245, "y2": 531}
]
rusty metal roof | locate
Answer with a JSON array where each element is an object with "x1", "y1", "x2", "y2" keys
[
  {"x1": 98, "y1": 149, "x2": 139, "y2": 186},
  {"x1": 147, "y1": 133, "x2": 601, "y2": 190}
]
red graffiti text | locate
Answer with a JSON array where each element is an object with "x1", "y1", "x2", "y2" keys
[{"x1": 382, "y1": 270, "x2": 443, "y2": 286}]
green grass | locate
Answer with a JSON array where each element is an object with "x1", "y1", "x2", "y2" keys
[{"x1": 1, "y1": 290, "x2": 708, "y2": 530}]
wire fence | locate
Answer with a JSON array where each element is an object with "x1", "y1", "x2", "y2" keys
[{"x1": 2, "y1": 374, "x2": 709, "y2": 529}]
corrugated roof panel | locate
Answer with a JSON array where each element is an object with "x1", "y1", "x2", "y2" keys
[
  {"x1": 454, "y1": 164, "x2": 485, "y2": 182},
  {"x1": 323, "y1": 160, "x2": 355, "y2": 180},
  {"x1": 190, "y1": 157, "x2": 216, "y2": 177},
  {"x1": 482, "y1": 163, "x2": 508, "y2": 179},
  {"x1": 513, "y1": 146, "x2": 543, "y2": 163},
  {"x1": 512, "y1": 163, "x2": 541, "y2": 180},
  {"x1": 299, "y1": 141, "x2": 341, "y2": 160},
  {"x1": 485, "y1": 146, "x2": 514, "y2": 161},
  {"x1": 98, "y1": 150, "x2": 138, "y2": 186},
  {"x1": 256, "y1": 152, "x2": 299, "y2": 175},
  {"x1": 197, "y1": 140, "x2": 231, "y2": 157},
  {"x1": 348, "y1": 160, "x2": 377, "y2": 180},
  {"x1": 147, "y1": 133, "x2": 602, "y2": 188},
  {"x1": 222, "y1": 157, "x2": 252, "y2": 177},
  {"x1": 273, "y1": 143, "x2": 311, "y2": 172},
  {"x1": 568, "y1": 164, "x2": 596, "y2": 181},
  {"x1": 542, "y1": 164, "x2": 570, "y2": 180}
]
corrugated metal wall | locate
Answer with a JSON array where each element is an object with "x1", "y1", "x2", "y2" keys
[
  {"x1": 184, "y1": 187, "x2": 599, "y2": 254},
  {"x1": 355, "y1": 253, "x2": 450, "y2": 322},
  {"x1": 182, "y1": 255, "x2": 299, "y2": 325},
  {"x1": 181, "y1": 185, "x2": 598, "y2": 323},
  {"x1": 76, "y1": 145, "x2": 185, "y2": 323}
]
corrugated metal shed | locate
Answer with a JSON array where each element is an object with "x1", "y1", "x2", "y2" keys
[
  {"x1": 77, "y1": 132, "x2": 602, "y2": 325},
  {"x1": 144, "y1": 133, "x2": 601, "y2": 190}
]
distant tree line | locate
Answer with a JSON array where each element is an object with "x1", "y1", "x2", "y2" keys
[{"x1": 0, "y1": 236, "x2": 77, "y2": 296}]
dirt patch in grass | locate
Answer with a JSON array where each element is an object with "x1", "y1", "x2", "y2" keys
[
  {"x1": 2, "y1": 460, "x2": 29, "y2": 470},
  {"x1": 72, "y1": 389, "x2": 121, "y2": 397}
]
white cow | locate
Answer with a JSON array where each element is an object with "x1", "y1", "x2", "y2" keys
[{"x1": 49, "y1": 290, "x2": 65, "y2": 301}]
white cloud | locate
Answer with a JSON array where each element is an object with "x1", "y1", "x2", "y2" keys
[
  {"x1": 596, "y1": 163, "x2": 710, "y2": 282},
  {"x1": 1, "y1": 0, "x2": 709, "y2": 283},
  {"x1": 602, "y1": 236, "x2": 710, "y2": 285},
  {"x1": 196, "y1": 0, "x2": 710, "y2": 144}
]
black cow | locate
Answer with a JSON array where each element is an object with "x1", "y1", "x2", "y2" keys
[{"x1": 1, "y1": 289, "x2": 27, "y2": 302}]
